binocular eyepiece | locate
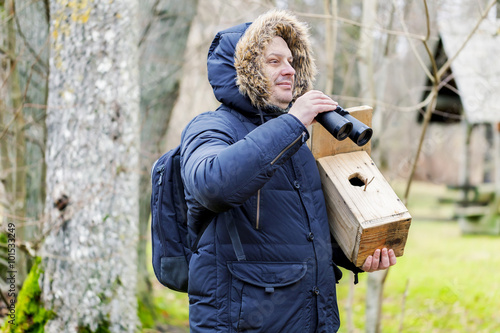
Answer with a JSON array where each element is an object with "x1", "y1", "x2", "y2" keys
[{"x1": 315, "y1": 106, "x2": 373, "y2": 147}]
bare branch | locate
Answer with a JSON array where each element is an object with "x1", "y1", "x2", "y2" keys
[
  {"x1": 0, "y1": 105, "x2": 23, "y2": 141},
  {"x1": 43, "y1": 0, "x2": 50, "y2": 23},
  {"x1": 0, "y1": 63, "x2": 33, "y2": 140},
  {"x1": 16, "y1": 241, "x2": 37, "y2": 257},
  {"x1": 0, "y1": 46, "x2": 26, "y2": 91},
  {"x1": 0, "y1": 37, "x2": 47, "y2": 141},
  {"x1": 21, "y1": 103, "x2": 49, "y2": 109},
  {"x1": 296, "y1": 11, "x2": 427, "y2": 41},
  {"x1": 0, "y1": 257, "x2": 9, "y2": 267},
  {"x1": 0, "y1": 157, "x2": 46, "y2": 178},
  {"x1": 392, "y1": 0, "x2": 434, "y2": 83},
  {"x1": 14, "y1": 3, "x2": 49, "y2": 72},
  {"x1": 323, "y1": 0, "x2": 337, "y2": 95},
  {"x1": 0, "y1": 289, "x2": 10, "y2": 309},
  {"x1": 398, "y1": 279, "x2": 410, "y2": 333},
  {"x1": 383, "y1": 3, "x2": 397, "y2": 56},
  {"x1": 0, "y1": 46, "x2": 16, "y2": 61},
  {"x1": 422, "y1": 0, "x2": 438, "y2": 78},
  {"x1": 404, "y1": 86, "x2": 438, "y2": 203},
  {"x1": 330, "y1": 90, "x2": 435, "y2": 113},
  {"x1": 0, "y1": 122, "x2": 45, "y2": 150},
  {"x1": 403, "y1": 0, "x2": 440, "y2": 203},
  {"x1": 138, "y1": 0, "x2": 160, "y2": 48}
]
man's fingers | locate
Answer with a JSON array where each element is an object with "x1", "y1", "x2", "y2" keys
[
  {"x1": 371, "y1": 249, "x2": 381, "y2": 271},
  {"x1": 298, "y1": 91, "x2": 339, "y2": 114},
  {"x1": 362, "y1": 255, "x2": 373, "y2": 272},
  {"x1": 380, "y1": 248, "x2": 390, "y2": 269},
  {"x1": 363, "y1": 248, "x2": 397, "y2": 272},
  {"x1": 304, "y1": 90, "x2": 338, "y2": 105},
  {"x1": 389, "y1": 249, "x2": 397, "y2": 266},
  {"x1": 290, "y1": 90, "x2": 339, "y2": 126}
]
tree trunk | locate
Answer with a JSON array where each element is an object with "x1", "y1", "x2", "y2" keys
[
  {"x1": 42, "y1": 0, "x2": 141, "y2": 332},
  {"x1": 323, "y1": 0, "x2": 337, "y2": 95},
  {"x1": 1, "y1": 0, "x2": 50, "y2": 292},
  {"x1": 357, "y1": 0, "x2": 376, "y2": 105},
  {"x1": 365, "y1": 270, "x2": 389, "y2": 333},
  {"x1": 16, "y1": 0, "x2": 51, "y2": 244},
  {"x1": 356, "y1": 1, "x2": 390, "y2": 332},
  {"x1": 2, "y1": 0, "x2": 30, "y2": 283},
  {"x1": 136, "y1": 0, "x2": 198, "y2": 320}
]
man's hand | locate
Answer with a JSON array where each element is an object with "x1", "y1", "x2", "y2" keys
[
  {"x1": 288, "y1": 90, "x2": 338, "y2": 127},
  {"x1": 361, "y1": 248, "x2": 397, "y2": 272}
]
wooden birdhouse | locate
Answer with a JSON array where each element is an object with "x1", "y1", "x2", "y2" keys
[{"x1": 310, "y1": 106, "x2": 411, "y2": 267}]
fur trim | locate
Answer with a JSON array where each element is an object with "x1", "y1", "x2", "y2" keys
[{"x1": 234, "y1": 9, "x2": 317, "y2": 110}]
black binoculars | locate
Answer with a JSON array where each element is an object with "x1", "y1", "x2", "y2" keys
[{"x1": 315, "y1": 106, "x2": 373, "y2": 146}]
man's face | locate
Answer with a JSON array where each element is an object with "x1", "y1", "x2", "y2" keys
[{"x1": 263, "y1": 36, "x2": 296, "y2": 109}]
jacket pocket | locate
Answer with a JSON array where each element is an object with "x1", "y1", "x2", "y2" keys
[{"x1": 227, "y1": 261, "x2": 310, "y2": 332}]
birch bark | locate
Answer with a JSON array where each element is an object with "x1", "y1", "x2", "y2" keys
[{"x1": 42, "y1": 0, "x2": 140, "y2": 332}]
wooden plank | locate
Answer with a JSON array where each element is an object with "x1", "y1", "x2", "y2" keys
[
  {"x1": 321, "y1": 173, "x2": 360, "y2": 255},
  {"x1": 317, "y1": 151, "x2": 412, "y2": 266},
  {"x1": 356, "y1": 216, "x2": 411, "y2": 267},
  {"x1": 455, "y1": 205, "x2": 493, "y2": 218},
  {"x1": 310, "y1": 105, "x2": 373, "y2": 159}
]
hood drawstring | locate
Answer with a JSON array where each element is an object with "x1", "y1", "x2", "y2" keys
[{"x1": 259, "y1": 109, "x2": 265, "y2": 125}]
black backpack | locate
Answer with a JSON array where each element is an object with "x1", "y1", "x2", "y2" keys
[{"x1": 150, "y1": 109, "x2": 249, "y2": 292}]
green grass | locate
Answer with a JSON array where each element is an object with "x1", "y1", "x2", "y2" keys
[
  {"x1": 390, "y1": 179, "x2": 459, "y2": 221},
  {"x1": 336, "y1": 221, "x2": 500, "y2": 333},
  {"x1": 151, "y1": 287, "x2": 189, "y2": 330},
  {"x1": 336, "y1": 180, "x2": 500, "y2": 332},
  {"x1": 149, "y1": 181, "x2": 500, "y2": 332},
  {"x1": 146, "y1": 253, "x2": 190, "y2": 332}
]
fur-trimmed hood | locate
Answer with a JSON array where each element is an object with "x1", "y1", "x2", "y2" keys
[
  {"x1": 207, "y1": 10, "x2": 316, "y2": 117},
  {"x1": 235, "y1": 10, "x2": 317, "y2": 110}
]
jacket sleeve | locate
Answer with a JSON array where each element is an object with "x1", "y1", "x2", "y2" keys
[{"x1": 180, "y1": 111, "x2": 308, "y2": 213}]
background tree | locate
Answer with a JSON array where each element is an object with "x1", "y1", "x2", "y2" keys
[
  {"x1": 136, "y1": 0, "x2": 198, "y2": 321},
  {"x1": 0, "y1": 0, "x2": 49, "y2": 291},
  {"x1": 40, "y1": 0, "x2": 141, "y2": 331}
]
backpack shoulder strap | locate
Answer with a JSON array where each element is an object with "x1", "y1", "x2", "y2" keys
[
  {"x1": 215, "y1": 106, "x2": 254, "y2": 140},
  {"x1": 190, "y1": 109, "x2": 253, "y2": 254},
  {"x1": 212, "y1": 107, "x2": 254, "y2": 261}
]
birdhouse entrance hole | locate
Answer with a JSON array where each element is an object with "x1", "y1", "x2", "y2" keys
[{"x1": 349, "y1": 173, "x2": 366, "y2": 187}]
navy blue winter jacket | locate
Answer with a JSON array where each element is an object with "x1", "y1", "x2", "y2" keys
[{"x1": 180, "y1": 13, "x2": 360, "y2": 333}]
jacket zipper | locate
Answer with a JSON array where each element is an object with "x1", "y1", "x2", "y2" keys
[
  {"x1": 153, "y1": 162, "x2": 166, "y2": 240},
  {"x1": 270, "y1": 131, "x2": 306, "y2": 165},
  {"x1": 255, "y1": 189, "x2": 261, "y2": 230},
  {"x1": 156, "y1": 163, "x2": 165, "y2": 185},
  {"x1": 263, "y1": 131, "x2": 306, "y2": 229},
  {"x1": 151, "y1": 158, "x2": 160, "y2": 181}
]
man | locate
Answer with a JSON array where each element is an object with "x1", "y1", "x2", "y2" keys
[{"x1": 180, "y1": 9, "x2": 396, "y2": 332}]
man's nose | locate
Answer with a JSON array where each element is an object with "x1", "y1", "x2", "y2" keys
[{"x1": 282, "y1": 61, "x2": 295, "y2": 76}]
